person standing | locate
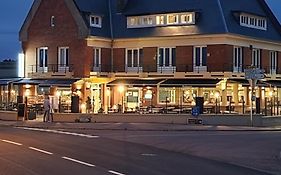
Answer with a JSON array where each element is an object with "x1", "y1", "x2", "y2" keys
[{"x1": 43, "y1": 95, "x2": 50, "y2": 122}]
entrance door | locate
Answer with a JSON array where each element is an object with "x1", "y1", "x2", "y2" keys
[{"x1": 38, "y1": 47, "x2": 48, "y2": 73}]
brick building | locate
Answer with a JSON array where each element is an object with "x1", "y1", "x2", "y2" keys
[{"x1": 19, "y1": 0, "x2": 281, "y2": 114}]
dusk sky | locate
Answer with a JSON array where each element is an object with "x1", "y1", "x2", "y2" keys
[{"x1": 0, "y1": 0, "x2": 280, "y2": 61}]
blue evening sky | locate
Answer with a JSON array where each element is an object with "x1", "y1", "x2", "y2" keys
[{"x1": 0, "y1": 0, "x2": 280, "y2": 60}]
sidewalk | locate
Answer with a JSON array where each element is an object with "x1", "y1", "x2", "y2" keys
[{"x1": 1, "y1": 119, "x2": 281, "y2": 131}]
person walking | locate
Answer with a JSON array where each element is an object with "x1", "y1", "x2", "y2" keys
[{"x1": 43, "y1": 95, "x2": 50, "y2": 122}]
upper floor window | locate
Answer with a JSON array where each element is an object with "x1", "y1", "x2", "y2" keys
[
  {"x1": 127, "y1": 12, "x2": 195, "y2": 28},
  {"x1": 158, "y1": 47, "x2": 176, "y2": 67},
  {"x1": 269, "y1": 51, "x2": 277, "y2": 74},
  {"x1": 233, "y1": 46, "x2": 243, "y2": 73},
  {"x1": 240, "y1": 13, "x2": 267, "y2": 30},
  {"x1": 194, "y1": 46, "x2": 207, "y2": 67},
  {"x1": 252, "y1": 48, "x2": 261, "y2": 68},
  {"x1": 37, "y1": 47, "x2": 48, "y2": 73},
  {"x1": 90, "y1": 15, "x2": 102, "y2": 28},
  {"x1": 58, "y1": 47, "x2": 69, "y2": 67},
  {"x1": 126, "y1": 48, "x2": 143, "y2": 72},
  {"x1": 50, "y1": 16, "x2": 55, "y2": 27},
  {"x1": 93, "y1": 48, "x2": 101, "y2": 68},
  {"x1": 167, "y1": 14, "x2": 179, "y2": 25}
]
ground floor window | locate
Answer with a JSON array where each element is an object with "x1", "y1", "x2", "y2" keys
[{"x1": 158, "y1": 88, "x2": 176, "y2": 104}]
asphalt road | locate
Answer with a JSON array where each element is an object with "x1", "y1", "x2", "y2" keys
[{"x1": 0, "y1": 125, "x2": 274, "y2": 175}]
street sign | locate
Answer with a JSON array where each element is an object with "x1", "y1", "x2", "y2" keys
[{"x1": 245, "y1": 68, "x2": 265, "y2": 80}]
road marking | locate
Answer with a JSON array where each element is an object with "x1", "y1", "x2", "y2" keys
[
  {"x1": 17, "y1": 127, "x2": 99, "y2": 138},
  {"x1": 29, "y1": 147, "x2": 53, "y2": 155},
  {"x1": 1, "y1": 139, "x2": 22, "y2": 146},
  {"x1": 62, "y1": 156, "x2": 96, "y2": 167},
  {"x1": 141, "y1": 153, "x2": 157, "y2": 157},
  {"x1": 108, "y1": 170, "x2": 126, "y2": 175}
]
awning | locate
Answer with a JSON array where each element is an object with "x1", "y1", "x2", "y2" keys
[
  {"x1": 13, "y1": 78, "x2": 78, "y2": 87},
  {"x1": 160, "y1": 78, "x2": 221, "y2": 87},
  {"x1": 13, "y1": 79, "x2": 40, "y2": 85},
  {"x1": 228, "y1": 78, "x2": 267, "y2": 87},
  {"x1": 35, "y1": 79, "x2": 79, "y2": 87},
  {"x1": 0, "y1": 78, "x2": 22, "y2": 86},
  {"x1": 107, "y1": 79, "x2": 165, "y2": 87},
  {"x1": 264, "y1": 80, "x2": 281, "y2": 87}
]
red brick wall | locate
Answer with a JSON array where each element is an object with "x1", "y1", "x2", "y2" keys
[
  {"x1": 243, "y1": 47, "x2": 252, "y2": 67},
  {"x1": 24, "y1": 0, "x2": 91, "y2": 77},
  {"x1": 261, "y1": 49, "x2": 269, "y2": 73},
  {"x1": 176, "y1": 46, "x2": 193, "y2": 72},
  {"x1": 101, "y1": 48, "x2": 111, "y2": 72},
  {"x1": 113, "y1": 48, "x2": 125, "y2": 72},
  {"x1": 143, "y1": 47, "x2": 157, "y2": 72},
  {"x1": 207, "y1": 45, "x2": 233, "y2": 72}
]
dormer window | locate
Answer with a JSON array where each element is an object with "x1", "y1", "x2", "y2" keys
[
  {"x1": 239, "y1": 13, "x2": 267, "y2": 30},
  {"x1": 90, "y1": 15, "x2": 102, "y2": 28},
  {"x1": 127, "y1": 12, "x2": 196, "y2": 28}
]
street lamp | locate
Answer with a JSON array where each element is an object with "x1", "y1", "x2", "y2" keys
[{"x1": 118, "y1": 85, "x2": 125, "y2": 113}]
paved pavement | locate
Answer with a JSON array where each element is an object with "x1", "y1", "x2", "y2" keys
[{"x1": 1, "y1": 119, "x2": 281, "y2": 131}]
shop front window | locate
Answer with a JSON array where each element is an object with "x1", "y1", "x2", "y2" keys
[{"x1": 159, "y1": 88, "x2": 176, "y2": 104}]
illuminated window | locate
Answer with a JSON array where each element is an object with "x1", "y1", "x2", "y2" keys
[
  {"x1": 156, "y1": 15, "x2": 165, "y2": 25},
  {"x1": 167, "y1": 14, "x2": 179, "y2": 24}
]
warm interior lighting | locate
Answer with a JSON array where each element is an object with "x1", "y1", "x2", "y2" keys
[{"x1": 118, "y1": 85, "x2": 125, "y2": 93}]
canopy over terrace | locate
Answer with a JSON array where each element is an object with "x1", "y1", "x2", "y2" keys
[{"x1": 107, "y1": 79, "x2": 165, "y2": 87}]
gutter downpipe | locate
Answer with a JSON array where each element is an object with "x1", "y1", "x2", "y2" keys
[{"x1": 108, "y1": 0, "x2": 114, "y2": 72}]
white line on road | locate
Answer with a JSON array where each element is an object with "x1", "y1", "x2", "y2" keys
[
  {"x1": 17, "y1": 127, "x2": 99, "y2": 138},
  {"x1": 141, "y1": 153, "x2": 157, "y2": 157},
  {"x1": 62, "y1": 156, "x2": 96, "y2": 167},
  {"x1": 108, "y1": 170, "x2": 126, "y2": 175},
  {"x1": 29, "y1": 147, "x2": 53, "y2": 155},
  {"x1": 1, "y1": 139, "x2": 22, "y2": 146}
]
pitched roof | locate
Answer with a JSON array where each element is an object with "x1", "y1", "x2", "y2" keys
[{"x1": 21, "y1": 0, "x2": 281, "y2": 43}]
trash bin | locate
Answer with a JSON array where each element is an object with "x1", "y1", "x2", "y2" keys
[{"x1": 28, "y1": 109, "x2": 36, "y2": 120}]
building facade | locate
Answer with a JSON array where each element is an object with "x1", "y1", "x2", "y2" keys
[{"x1": 19, "y1": 0, "x2": 281, "y2": 114}]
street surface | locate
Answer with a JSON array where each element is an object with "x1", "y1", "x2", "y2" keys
[{"x1": 0, "y1": 122, "x2": 280, "y2": 175}]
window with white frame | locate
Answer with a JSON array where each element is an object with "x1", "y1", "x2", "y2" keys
[
  {"x1": 233, "y1": 46, "x2": 243, "y2": 72},
  {"x1": 194, "y1": 46, "x2": 207, "y2": 69},
  {"x1": 158, "y1": 47, "x2": 176, "y2": 68},
  {"x1": 240, "y1": 13, "x2": 267, "y2": 30},
  {"x1": 127, "y1": 12, "x2": 195, "y2": 28},
  {"x1": 90, "y1": 15, "x2": 102, "y2": 28},
  {"x1": 252, "y1": 48, "x2": 261, "y2": 68},
  {"x1": 93, "y1": 48, "x2": 101, "y2": 70},
  {"x1": 126, "y1": 48, "x2": 143, "y2": 71},
  {"x1": 167, "y1": 14, "x2": 179, "y2": 24},
  {"x1": 269, "y1": 51, "x2": 277, "y2": 74},
  {"x1": 38, "y1": 47, "x2": 48, "y2": 72},
  {"x1": 159, "y1": 88, "x2": 176, "y2": 104},
  {"x1": 58, "y1": 47, "x2": 69, "y2": 67},
  {"x1": 156, "y1": 15, "x2": 165, "y2": 25}
]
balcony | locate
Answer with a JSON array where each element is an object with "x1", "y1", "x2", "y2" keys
[{"x1": 28, "y1": 64, "x2": 74, "y2": 78}]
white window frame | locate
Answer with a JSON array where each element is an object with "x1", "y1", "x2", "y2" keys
[
  {"x1": 233, "y1": 46, "x2": 243, "y2": 73},
  {"x1": 193, "y1": 46, "x2": 207, "y2": 72},
  {"x1": 37, "y1": 47, "x2": 48, "y2": 73},
  {"x1": 157, "y1": 47, "x2": 176, "y2": 73},
  {"x1": 50, "y1": 16, "x2": 55, "y2": 27},
  {"x1": 127, "y1": 12, "x2": 195, "y2": 28},
  {"x1": 125, "y1": 48, "x2": 143, "y2": 72},
  {"x1": 93, "y1": 48, "x2": 101, "y2": 72},
  {"x1": 90, "y1": 15, "x2": 102, "y2": 28},
  {"x1": 239, "y1": 13, "x2": 267, "y2": 30},
  {"x1": 167, "y1": 14, "x2": 179, "y2": 25},
  {"x1": 158, "y1": 88, "x2": 176, "y2": 104},
  {"x1": 58, "y1": 47, "x2": 69, "y2": 72},
  {"x1": 252, "y1": 48, "x2": 261, "y2": 68},
  {"x1": 269, "y1": 51, "x2": 277, "y2": 75}
]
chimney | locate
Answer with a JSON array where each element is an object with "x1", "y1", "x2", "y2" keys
[{"x1": 116, "y1": 0, "x2": 128, "y2": 13}]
